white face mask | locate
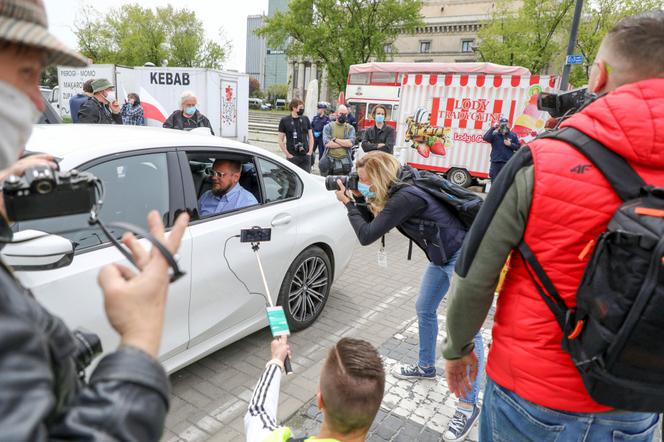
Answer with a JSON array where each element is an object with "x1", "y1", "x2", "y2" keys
[
  {"x1": 104, "y1": 90, "x2": 116, "y2": 103},
  {"x1": 0, "y1": 81, "x2": 40, "y2": 170}
]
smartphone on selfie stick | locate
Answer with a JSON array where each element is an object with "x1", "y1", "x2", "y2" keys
[{"x1": 240, "y1": 227, "x2": 293, "y2": 374}]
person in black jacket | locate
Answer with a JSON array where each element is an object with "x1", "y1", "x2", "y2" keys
[
  {"x1": 0, "y1": 3, "x2": 189, "y2": 440},
  {"x1": 361, "y1": 105, "x2": 395, "y2": 154},
  {"x1": 77, "y1": 78, "x2": 123, "y2": 125},
  {"x1": 482, "y1": 116, "x2": 520, "y2": 181},
  {"x1": 334, "y1": 151, "x2": 485, "y2": 441},
  {"x1": 163, "y1": 91, "x2": 214, "y2": 134}
]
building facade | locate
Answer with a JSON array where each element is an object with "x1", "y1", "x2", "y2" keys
[
  {"x1": 245, "y1": 14, "x2": 266, "y2": 88},
  {"x1": 389, "y1": 0, "x2": 495, "y2": 63}
]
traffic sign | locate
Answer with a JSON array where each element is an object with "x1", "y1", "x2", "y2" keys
[{"x1": 566, "y1": 54, "x2": 584, "y2": 65}]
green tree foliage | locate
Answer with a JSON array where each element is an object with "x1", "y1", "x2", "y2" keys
[
  {"x1": 267, "y1": 84, "x2": 288, "y2": 102},
  {"x1": 476, "y1": 0, "x2": 575, "y2": 74},
  {"x1": 74, "y1": 4, "x2": 231, "y2": 69},
  {"x1": 257, "y1": 0, "x2": 423, "y2": 93},
  {"x1": 249, "y1": 77, "x2": 262, "y2": 97},
  {"x1": 477, "y1": 0, "x2": 664, "y2": 86},
  {"x1": 569, "y1": 0, "x2": 664, "y2": 85}
]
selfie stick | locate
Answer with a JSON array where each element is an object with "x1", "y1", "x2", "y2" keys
[{"x1": 251, "y1": 240, "x2": 293, "y2": 375}]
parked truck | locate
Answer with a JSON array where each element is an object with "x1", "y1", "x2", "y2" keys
[
  {"x1": 57, "y1": 65, "x2": 249, "y2": 141},
  {"x1": 347, "y1": 62, "x2": 559, "y2": 187}
]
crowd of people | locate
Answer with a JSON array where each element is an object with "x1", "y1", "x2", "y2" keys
[{"x1": 1, "y1": 0, "x2": 663, "y2": 441}]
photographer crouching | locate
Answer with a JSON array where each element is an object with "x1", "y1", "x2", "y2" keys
[
  {"x1": 0, "y1": 1, "x2": 188, "y2": 440},
  {"x1": 333, "y1": 151, "x2": 485, "y2": 441}
]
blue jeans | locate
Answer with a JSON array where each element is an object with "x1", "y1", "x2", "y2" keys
[
  {"x1": 480, "y1": 377, "x2": 660, "y2": 442},
  {"x1": 416, "y1": 255, "x2": 485, "y2": 406}
]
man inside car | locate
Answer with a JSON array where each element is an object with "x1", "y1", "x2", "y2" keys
[{"x1": 198, "y1": 159, "x2": 258, "y2": 216}]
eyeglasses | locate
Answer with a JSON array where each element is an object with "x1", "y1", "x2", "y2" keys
[{"x1": 207, "y1": 169, "x2": 228, "y2": 178}]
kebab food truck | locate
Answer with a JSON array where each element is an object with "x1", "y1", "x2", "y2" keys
[{"x1": 57, "y1": 65, "x2": 249, "y2": 141}]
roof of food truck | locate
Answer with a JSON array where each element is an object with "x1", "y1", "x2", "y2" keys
[{"x1": 349, "y1": 62, "x2": 530, "y2": 76}]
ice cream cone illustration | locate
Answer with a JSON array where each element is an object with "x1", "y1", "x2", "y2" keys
[{"x1": 513, "y1": 85, "x2": 546, "y2": 140}]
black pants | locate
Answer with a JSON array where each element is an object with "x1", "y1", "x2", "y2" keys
[
  {"x1": 288, "y1": 154, "x2": 311, "y2": 173},
  {"x1": 489, "y1": 161, "x2": 507, "y2": 181}
]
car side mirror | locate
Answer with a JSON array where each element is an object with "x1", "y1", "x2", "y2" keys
[{"x1": 1, "y1": 229, "x2": 74, "y2": 271}]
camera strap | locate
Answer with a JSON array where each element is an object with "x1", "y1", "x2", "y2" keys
[{"x1": 92, "y1": 219, "x2": 185, "y2": 283}]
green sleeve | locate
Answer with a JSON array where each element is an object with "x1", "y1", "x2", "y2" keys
[{"x1": 442, "y1": 164, "x2": 534, "y2": 359}]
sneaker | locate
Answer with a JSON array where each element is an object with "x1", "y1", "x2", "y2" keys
[
  {"x1": 392, "y1": 363, "x2": 436, "y2": 380},
  {"x1": 443, "y1": 405, "x2": 481, "y2": 442}
]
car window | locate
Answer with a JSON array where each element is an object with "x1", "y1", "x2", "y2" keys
[
  {"x1": 258, "y1": 158, "x2": 301, "y2": 203},
  {"x1": 186, "y1": 154, "x2": 260, "y2": 219},
  {"x1": 18, "y1": 153, "x2": 170, "y2": 250}
]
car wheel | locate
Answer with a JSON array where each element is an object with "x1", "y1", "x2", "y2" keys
[
  {"x1": 447, "y1": 168, "x2": 472, "y2": 188},
  {"x1": 277, "y1": 246, "x2": 332, "y2": 331}
]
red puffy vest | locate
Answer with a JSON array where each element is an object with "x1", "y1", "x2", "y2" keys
[{"x1": 487, "y1": 79, "x2": 664, "y2": 412}]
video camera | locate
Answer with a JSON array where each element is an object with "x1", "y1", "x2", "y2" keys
[
  {"x1": 537, "y1": 87, "x2": 597, "y2": 118},
  {"x1": 3, "y1": 165, "x2": 98, "y2": 222},
  {"x1": 325, "y1": 172, "x2": 359, "y2": 191}
]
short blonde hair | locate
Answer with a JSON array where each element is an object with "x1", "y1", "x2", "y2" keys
[
  {"x1": 355, "y1": 151, "x2": 401, "y2": 215},
  {"x1": 179, "y1": 90, "x2": 197, "y2": 110}
]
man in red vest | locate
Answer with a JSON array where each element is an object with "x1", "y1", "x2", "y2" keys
[{"x1": 442, "y1": 11, "x2": 664, "y2": 441}]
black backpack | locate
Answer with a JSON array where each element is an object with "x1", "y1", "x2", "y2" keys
[
  {"x1": 519, "y1": 127, "x2": 664, "y2": 411},
  {"x1": 403, "y1": 168, "x2": 483, "y2": 229}
]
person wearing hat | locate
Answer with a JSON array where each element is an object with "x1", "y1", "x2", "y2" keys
[
  {"x1": 69, "y1": 78, "x2": 93, "y2": 123},
  {"x1": 77, "y1": 78, "x2": 123, "y2": 124},
  {"x1": 482, "y1": 116, "x2": 520, "y2": 181},
  {"x1": 0, "y1": 0, "x2": 188, "y2": 440},
  {"x1": 311, "y1": 102, "x2": 330, "y2": 163}
]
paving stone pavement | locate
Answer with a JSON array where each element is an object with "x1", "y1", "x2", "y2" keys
[
  {"x1": 162, "y1": 156, "x2": 663, "y2": 441},
  {"x1": 163, "y1": 229, "x2": 431, "y2": 441}
]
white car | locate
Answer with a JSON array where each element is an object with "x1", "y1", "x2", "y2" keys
[{"x1": 5, "y1": 125, "x2": 356, "y2": 373}]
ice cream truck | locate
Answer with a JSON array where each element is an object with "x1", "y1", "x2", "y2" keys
[{"x1": 392, "y1": 63, "x2": 559, "y2": 187}]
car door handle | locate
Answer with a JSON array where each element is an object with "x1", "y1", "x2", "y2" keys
[{"x1": 271, "y1": 214, "x2": 292, "y2": 227}]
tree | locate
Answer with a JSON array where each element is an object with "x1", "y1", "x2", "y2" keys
[
  {"x1": 569, "y1": 0, "x2": 664, "y2": 85},
  {"x1": 257, "y1": 0, "x2": 423, "y2": 93},
  {"x1": 249, "y1": 77, "x2": 262, "y2": 97},
  {"x1": 267, "y1": 84, "x2": 288, "y2": 102},
  {"x1": 74, "y1": 4, "x2": 231, "y2": 69},
  {"x1": 477, "y1": 0, "x2": 664, "y2": 86},
  {"x1": 40, "y1": 66, "x2": 58, "y2": 89},
  {"x1": 476, "y1": 0, "x2": 575, "y2": 74}
]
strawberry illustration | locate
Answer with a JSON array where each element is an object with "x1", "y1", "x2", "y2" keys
[
  {"x1": 417, "y1": 143, "x2": 430, "y2": 158},
  {"x1": 430, "y1": 139, "x2": 446, "y2": 156}
]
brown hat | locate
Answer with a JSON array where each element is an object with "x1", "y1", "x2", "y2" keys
[{"x1": 0, "y1": 0, "x2": 88, "y2": 67}]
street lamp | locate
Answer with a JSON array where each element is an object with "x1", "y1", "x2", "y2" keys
[{"x1": 560, "y1": 0, "x2": 584, "y2": 90}]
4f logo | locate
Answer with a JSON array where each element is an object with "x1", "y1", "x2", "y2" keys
[{"x1": 571, "y1": 164, "x2": 592, "y2": 174}]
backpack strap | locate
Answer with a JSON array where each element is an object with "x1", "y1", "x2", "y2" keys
[
  {"x1": 537, "y1": 127, "x2": 646, "y2": 201},
  {"x1": 517, "y1": 242, "x2": 569, "y2": 331}
]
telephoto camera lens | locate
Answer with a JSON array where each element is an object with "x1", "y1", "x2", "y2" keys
[{"x1": 324, "y1": 173, "x2": 359, "y2": 191}]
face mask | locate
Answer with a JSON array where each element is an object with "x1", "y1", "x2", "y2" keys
[
  {"x1": 375, "y1": 114, "x2": 385, "y2": 124},
  {"x1": 337, "y1": 114, "x2": 347, "y2": 124},
  {"x1": 185, "y1": 106, "x2": 196, "y2": 115},
  {"x1": 0, "y1": 81, "x2": 40, "y2": 170},
  {"x1": 297, "y1": 108, "x2": 304, "y2": 116},
  {"x1": 357, "y1": 182, "x2": 375, "y2": 199},
  {"x1": 104, "y1": 91, "x2": 116, "y2": 103}
]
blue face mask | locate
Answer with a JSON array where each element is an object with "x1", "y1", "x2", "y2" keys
[
  {"x1": 357, "y1": 182, "x2": 375, "y2": 199},
  {"x1": 185, "y1": 106, "x2": 196, "y2": 115},
  {"x1": 375, "y1": 114, "x2": 385, "y2": 124}
]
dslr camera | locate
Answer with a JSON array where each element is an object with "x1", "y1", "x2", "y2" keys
[
  {"x1": 325, "y1": 172, "x2": 359, "y2": 191},
  {"x1": 537, "y1": 87, "x2": 596, "y2": 118},
  {"x1": 3, "y1": 165, "x2": 98, "y2": 222},
  {"x1": 293, "y1": 142, "x2": 306, "y2": 154}
]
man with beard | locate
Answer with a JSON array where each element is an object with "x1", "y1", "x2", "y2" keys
[{"x1": 198, "y1": 159, "x2": 258, "y2": 216}]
